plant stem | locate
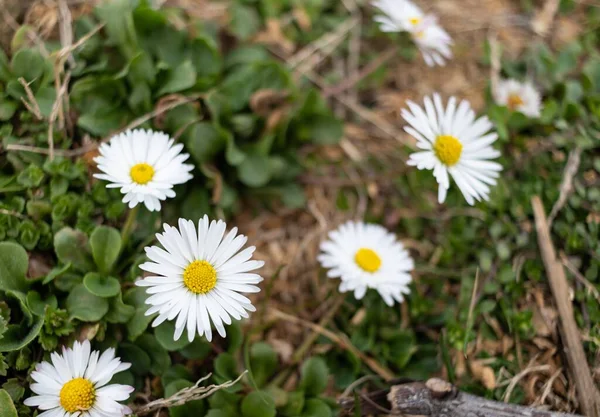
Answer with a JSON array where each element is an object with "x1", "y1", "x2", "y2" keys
[{"x1": 120, "y1": 205, "x2": 140, "y2": 248}]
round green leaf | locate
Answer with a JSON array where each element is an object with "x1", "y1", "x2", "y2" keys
[
  {"x1": 105, "y1": 293, "x2": 135, "y2": 324},
  {"x1": 157, "y1": 60, "x2": 196, "y2": 95},
  {"x1": 0, "y1": 389, "x2": 18, "y2": 417},
  {"x1": 300, "y1": 357, "x2": 329, "y2": 397},
  {"x1": 302, "y1": 399, "x2": 332, "y2": 417},
  {"x1": 238, "y1": 154, "x2": 272, "y2": 187},
  {"x1": 241, "y1": 391, "x2": 276, "y2": 417},
  {"x1": 10, "y1": 49, "x2": 44, "y2": 82},
  {"x1": 281, "y1": 390, "x2": 304, "y2": 417},
  {"x1": 119, "y1": 343, "x2": 151, "y2": 375},
  {"x1": 89, "y1": 226, "x2": 122, "y2": 274},
  {"x1": 66, "y1": 284, "x2": 109, "y2": 321},
  {"x1": 54, "y1": 228, "x2": 95, "y2": 272},
  {"x1": 83, "y1": 273, "x2": 121, "y2": 298},
  {"x1": 249, "y1": 342, "x2": 278, "y2": 387},
  {"x1": 136, "y1": 334, "x2": 171, "y2": 376},
  {"x1": 214, "y1": 353, "x2": 239, "y2": 380},
  {"x1": 0, "y1": 317, "x2": 43, "y2": 352},
  {"x1": 0, "y1": 242, "x2": 29, "y2": 293},
  {"x1": 154, "y1": 320, "x2": 191, "y2": 351}
]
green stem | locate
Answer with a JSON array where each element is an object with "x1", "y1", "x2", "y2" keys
[{"x1": 120, "y1": 205, "x2": 140, "y2": 249}]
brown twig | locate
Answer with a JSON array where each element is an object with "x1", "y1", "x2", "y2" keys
[
  {"x1": 531, "y1": 0, "x2": 560, "y2": 36},
  {"x1": 531, "y1": 196, "x2": 600, "y2": 417},
  {"x1": 559, "y1": 252, "x2": 600, "y2": 304},
  {"x1": 324, "y1": 47, "x2": 396, "y2": 98},
  {"x1": 130, "y1": 372, "x2": 246, "y2": 416},
  {"x1": 18, "y1": 78, "x2": 43, "y2": 120},
  {"x1": 269, "y1": 305, "x2": 395, "y2": 381},
  {"x1": 5, "y1": 94, "x2": 202, "y2": 157},
  {"x1": 547, "y1": 147, "x2": 582, "y2": 226}
]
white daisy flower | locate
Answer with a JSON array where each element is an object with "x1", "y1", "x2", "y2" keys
[
  {"x1": 24, "y1": 340, "x2": 134, "y2": 417},
  {"x1": 373, "y1": 0, "x2": 425, "y2": 32},
  {"x1": 318, "y1": 221, "x2": 414, "y2": 307},
  {"x1": 94, "y1": 129, "x2": 194, "y2": 212},
  {"x1": 411, "y1": 17, "x2": 453, "y2": 67},
  {"x1": 136, "y1": 216, "x2": 264, "y2": 342},
  {"x1": 403, "y1": 94, "x2": 503, "y2": 205},
  {"x1": 493, "y1": 78, "x2": 542, "y2": 118},
  {"x1": 372, "y1": 0, "x2": 452, "y2": 67}
]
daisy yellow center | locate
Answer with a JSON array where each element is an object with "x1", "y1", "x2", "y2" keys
[
  {"x1": 130, "y1": 163, "x2": 155, "y2": 185},
  {"x1": 183, "y1": 260, "x2": 217, "y2": 294},
  {"x1": 354, "y1": 248, "x2": 382, "y2": 273},
  {"x1": 59, "y1": 378, "x2": 95, "y2": 413},
  {"x1": 507, "y1": 93, "x2": 524, "y2": 110},
  {"x1": 433, "y1": 135, "x2": 463, "y2": 166},
  {"x1": 409, "y1": 17, "x2": 421, "y2": 25}
]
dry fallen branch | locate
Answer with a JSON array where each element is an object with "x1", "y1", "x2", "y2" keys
[
  {"x1": 388, "y1": 378, "x2": 581, "y2": 417},
  {"x1": 129, "y1": 372, "x2": 246, "y2": 416},
  {"x1": 531, "y1": 0, "x2": 560, "y2": 36},
  {"x1": 532, "y1": 196, "x2": 600, "y2": 417},
  {"x1": 339, "y1": 378, "x2": 583, "y2": 416}
]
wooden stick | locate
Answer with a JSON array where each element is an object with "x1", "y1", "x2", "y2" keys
[
  {"x1": 531, "y1": 196, "x2": 600, "y2": 417},
  {"x1": 388, "y1": 378, "x2": 581, "y2": 417}
]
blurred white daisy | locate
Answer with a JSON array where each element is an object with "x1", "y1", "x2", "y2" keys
[
  {"x1": 318, "y1": 221, "x2": 413, "y2": 306},
  {"x1": 493, "y1": 79, "x2": 541, "y2": 118},
  {"x1": 372, "y1": 0, "x2": 452, "y2": 66},
  {"x1": 94, "y1": 129, "x2": 194, "y2": 212},
  {"x1": 137, "y1": 216, "x2": 264, "y2": 342},
  {"x1": 373, "y1": 0, "x2": 425, "y2": 32},
  {"x1": 403, "y1": 94, "x2": 503, "y2": 205},
  {"x1": 24, "y1": 340, "x2": 133, "y2": 417},
  {"x1": 412, "y1": 18, "x2": 453, "y2": 67}
]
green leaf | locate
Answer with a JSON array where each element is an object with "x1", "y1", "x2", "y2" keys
[
  {"x1": 0, "y1": 100, "x2": 17, "y2": 121},
  {"x1": 94, "y1": 0, "x2": 138, "y2": 58},
  {"x1": 124, "y1": 287, "x2": 153, "y2": 341},
  {"x1": 214, "y1": 353, "x2": 239, "y2": 381},
  {"x1": 54, "y1": 228, "x2": 95, "y2": 272},
  {"x1": 229, "y1": 4, "x2": 260, "y2": 41},
  {"x1": 83, "y1": 273, "x2": 121, "y2": 298},
  {"x1": 154, "y1": 320, "x2": 191, "y2": 351},
  {"x1": 189, "y1": 37, "x2": 222, "y2": 87},
  {"x1": 42, "y1": 262, "x2": 72, "y2": 285},
  {"x1": 185, "y1": 122, "x2": 226, "y2": 164},
  {"x1": 180, "y1": 336, "x2": 212, "y2": 360},
  {"x1": 105, "y1": 293, "x2": 135, "y2": 323},
  {"x1": 157, "y1": 60, "x2": 196, "y2": 96},
  {"x1": 241, "y1": 391, "x2": 276, "y2": 417},
  {"x1": 302, "y1": 399, "x2": 332, "y2": 417},
  {"x1": 238, "y1": 154, "x2": 272, "y2": 187},
  {"x1": 66, "y1": 284, "x2": 109, "y2": 321},
  {"x1": 300, "y1": 115, "x2": 343, "y2": 145},
  {"x1": 10, "y1": 49, "x2": 44, "y2": 82},
  {"x1": 119, "y1": 342, "x2": 151, "y2": 375},
  {"x1": 2, "y1": 379, "x2": 24, "y2": 402},
  {"x1": 165, "y1": 379, "x2": 206, "y2": 417},
  {"x1": 0, "y1": 317, "x2": 43, "y2": 352},
  {"x1": 249, "y1": 342, "x2": 278, "y2": 387},
  {"x1": 0, "y1": 242, "x2": 29, "y2": 293},
  {"x1": 281, "y1": 390, "x2": 305, "y2": 416},
  {"x1": 26, "y1": 291, "x2": 57, "y2": 316},
  {"x1": 0, "y1": 389, "x2": 17, "y2": 417},
  {"x1": 90, "y1": 226, "x2": 122, "y2": 274},
  {"x1": 300, "y1": 357, "x2": 329, "y2": 397},
  {"x1": 136, "y1": 334, "x2": 171, "y2": 376}
]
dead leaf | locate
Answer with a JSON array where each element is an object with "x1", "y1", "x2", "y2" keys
[{"x1": 469, "y1": 360, "x2": 496, "y2": 390}]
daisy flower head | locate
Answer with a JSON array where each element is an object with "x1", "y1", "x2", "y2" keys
[
  {"x1": 403, "y1": 94, "x2": 503, "y2": 205},
  {"x1": 411, "y1": 16, "x2": 453, "y2": 67},
  {"x1": 93, "y1": 129, "x2": 194, "y2": 212},
  {"x1": 373, "y1": 0, "x2": 425, "y2": 33},
  {"x1": 318, "y1": 221, "x2": 414, "y2": 307},
  {"x1": 24, "y1": 340, "x2": 134, "y2": 417},
  {"x1": 493, "y1": 78, "x2": 542, "y2": 118},
  {"x1": 137, "y1": 216, "x2": 264, "y2": 342}
]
